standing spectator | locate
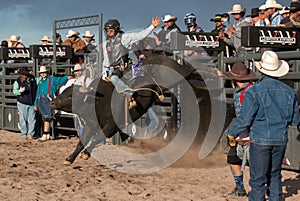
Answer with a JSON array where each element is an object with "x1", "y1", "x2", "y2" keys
[
  {"x1": 183, "y1": 13, "x2": 203, "y2": 32},
  {"x1": 224, "y1": 62, "x2": 256, "y2": 198},
  {"x1": 250, "y1": 8, "x2": 260, "y2": 26},
  {"x1": 55, "y1": 33, "x2": 63, "y2": 45},
  {"x1": 13, "y1": 69, "x2": 37, "y2": 139},
  {"x1": 279, "y1": 7, "x2": 290, "y2": 24},
  {"x1": 265, "y1": 0, "x2": 283, "y2": 26},
  {"x1": 34, "y1": 66, "x2": 71, "y2": 141},
  {"x1": 154, "y1": 14, "x2": 181, "y2": 55},
  {"x1": 40, "y1": 36, "x2": 53, "y2": 45},
  {"x1": 8, "y1": 35, "x2": 24, "y2": 48},
  {"x1": 62, "y1": 30, "x2": 86, "y2": 64},
  {"x1": 219, "y1": 4, "x2": 250, "y2": 57},
  {"x1": 255, "y1": 5, "x2": 271, "y2": 26},
  {"x1": 222, "y1": 13, "x2": 231, "y2": 32},
  {"x1": 225, "y1": 51, "x2": 300, "y2": 201},
  {"x1": 82, "y1": 31, "x2": 98, "y2": 53}
]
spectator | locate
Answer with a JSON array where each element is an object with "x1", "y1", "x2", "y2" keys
[
  {"x1": 219, "y1": 4, "x2": 250, "y2": 57},
  {"x1": 62, "y1": 30, "x2": 86, "y2": 64},
  {"x1": 13, "y1": 69, "x2": 37, "y2": 139},
  {"x1": 250, "y1": 8, "x2": 260, "y2": 26},
  {"x1": 40, "y1": 35, "x2": 53, "y2": 45},
  {"x1": 279, "y1": 7, "x2": 290, "y2": 24},
  {"x1": 34, "y1": 66, "x2": 72, "y2": 141},
  {"x1": 256, "y1": 5, "x2": 271, "y2": 26},
  {"x1": 154, "y1": 14, "x2": 181, "y2": 55},
  {"x1": 281, "y1": 1, "x2": 300, "y2": 28},
  {"x1": 183, "y1": 13, "x2": 203, "y2": 32},
  {"x1": 55, "y1": 33, "x2": 63, "y2": 45},
  {"x1": 222, "y1": 13, "x2": 231, "y2": 32},
  {"x1": 8, "y1": 35, "x2": 24, "y2": 48},
  {"x1": 225, "y1": 51, "x2": 300, "y2": 201},
  {"x1": 0, "y1": 40, "x2": 8, "y2": 64},
  {"x1": 265, "y1": 0, "x2": 283, "y2": 26},
  {"x1": 224, "y1": 62, "x2": 256, "y2": 198},
  {"x1": 82, "y1": 31, "x2": 98, "y2": 53},
  {"x1": 209, "y1": 14, "x2": 228, "y2": 57}
]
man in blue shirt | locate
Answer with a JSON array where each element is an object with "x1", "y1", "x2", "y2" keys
[{"x1": 225, "y1": 51, "x2": 300, "y2": 201}]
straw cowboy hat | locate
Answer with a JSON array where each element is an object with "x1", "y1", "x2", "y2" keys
[
  {"x1": 38, "y1": 66, "x2": 48, "y2": 73},
  {"x1": 253, "y1": 51, "x2": 289, "y2": 77},
  {"x1": 66, "y1": 30, "x2": 80, "y2": 37},
  {"x1": 225, "y1": 62, "x2": 256, "y2": 81},
  {"x1": 40, "y1": 35, "x2": 53, "y2": 43},
  {"x1": 8, "y1": 35, "x2": 21, "y2": 42},
  {"x1": 265, "y1": 0, "x2": 283, "y2": 10},
  {"x1": 82, "y1": 31, "x2": 94, "y2": 38},
  {"x1": 72, "y1": 64, "x2": 82, "y2": 72},
  {"x1": 228, "y1": 4, "x2": 246, "y2": 14},
  {"x1": 162, "y1": 14, "x2": 177, "y2": 22}
]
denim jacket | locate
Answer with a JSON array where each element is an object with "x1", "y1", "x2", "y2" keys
[{"x1": 226, "y1": 76, "x2": 300, "y2": 145}]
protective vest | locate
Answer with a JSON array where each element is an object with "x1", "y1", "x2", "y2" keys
[
  {"x1": 106, "y1": 33, "x2": 129, "y2": 66},
  {"x1": 16, "y1": 76, "x2": 37, "y2": 105}
]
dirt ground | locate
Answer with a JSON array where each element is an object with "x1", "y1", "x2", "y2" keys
[{"x1": 0, "y1": 130, "x2": 299, "y2": 201}]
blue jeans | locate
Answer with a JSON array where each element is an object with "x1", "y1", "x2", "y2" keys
[
  {"x1": 248, "y1": 143, "x2": 286, "y2": 201},
  {"x1": 17, "y1": 102, "x2": 36, "y2": 136},
  {"x1": 111, "y1": 75, "x2": 133, "y2": 96},
  {"x1": 144, "y1": 107, "x2": 159, "y2": 136}
]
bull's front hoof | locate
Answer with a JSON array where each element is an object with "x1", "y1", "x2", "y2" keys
[
  {"x1": 80, "y1": 153, "x2": 90, "y2": 160},
  {"x1": 63, "y1": 160, "x2": 72, "y2": 166}
]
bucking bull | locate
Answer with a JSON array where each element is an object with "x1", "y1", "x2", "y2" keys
[{"x1": 51, "y1": 54, "x2": 212, "y2": 165}]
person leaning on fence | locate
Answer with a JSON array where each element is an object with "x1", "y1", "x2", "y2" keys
[
  {"x1": 264, "y1": 0, "x2": 283, "y2": 27},
  {"x1": 62, "y1": 30, "x2": 86, "y2": 64},
  {"x1": 34, "y1": 66, "x2": 72, "y2": 142},
  {"x1": 280, "y1": 1, "x2": 300, "y2": 28},
  {"x1": 13, "y1": 69, "x2": 37, "y2": 139},
  {"x1": 82, "y1": 31, "x2": 98, "y2": 53},
  {"x1": 102, "y1": 17, "x2": 161, "y2": 109},
  {"x1": 224, "y1": 62, "x2": 256, "y2": 198},
  {"x1": 219, "y1": 4, "x2": 250, "y2": 57},
  {"x1": 224, "y1": 51, "x2": 300, "y2": 201}
]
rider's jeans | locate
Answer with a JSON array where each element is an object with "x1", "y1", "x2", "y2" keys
[
  {"x1": 144, "y1": 107, "x2": 159, "y2": 136},
  {"x1": 111, "y1": 75, "x2": 133, "y2": 96}
]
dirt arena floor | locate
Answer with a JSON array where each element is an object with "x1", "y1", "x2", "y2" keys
[{"x1": 0, "y1": 129, "x2": 299, "y2": 201}]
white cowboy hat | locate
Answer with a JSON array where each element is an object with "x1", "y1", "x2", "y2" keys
[
  {"x1": 265, "y1": 0, "x2": 283, "y2": 9},
  {"x1": 228, "y1": 4, "x2": 246, "y2": 14},
  {"x1": 162, "y1": 14, "x2": 177, "y2": 22},
  {"x1": 8, "y1": 35, "x2": 20, "y2": 42},
  {"x1": 82, "y1": 30, "x2": 94, "y2": 38},
  {"x1": 253, "y1": 51, "x2": 289, "y2": 77},
  {"x1": 279, "y1": 7, "x2": 290, "y2": 15},
  {"x1": 72, "y1": 64, "x2": 82, "y2": 72},
  {"x1": 40, "y1": 35, "x2": 53, "y2": 43},
  {"x1": 66, "y1": 30, "x2": 80, "y2": 37},
  {"x1": 259, "y1": 4, "x2": 266, "y2": 12},
  {"x1": 38, "y1": 66, "x2": 48, "y2": 73}
]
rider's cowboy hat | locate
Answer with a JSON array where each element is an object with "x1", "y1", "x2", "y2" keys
[
  {"x1": 8, "y1": 35, "x2": 21, "y2": 42},
  {"x1": 228, "y1": 4, "x2": 246, "y2": 14},
  {"x1": 162, "y1": 15, "x2": 177, "y2": 22},
  {"x1": 72, "y1": 64, "x2": 82, "y2": 72},
  {"x1": 66, "y1": 30, "x2": 80, "y2": 37},
  {"x1": 265, "y1": 0, "x2": 283, "y2": 10},
  {"x1": 82, "y1": 31, "x2": 94, "y2": 38},
  {"x1": 40, "y1": 35, "x2": 53, "y2": 43},
  {"x1": 253, "y1": 51, "x2": 289, "y2": 77},
  {"x1": 38, "y1": 66, "x2": 48, "y2": 73},
  {"x1": 225, "y1": 62, "x2": 256, "y2": 81}
]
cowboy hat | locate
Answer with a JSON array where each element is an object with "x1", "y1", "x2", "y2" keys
[
  {"x1": 253, "y1": 51, "x2": 289, "y2": 77},
  {"x1": 40, "y1": 35, "x2": 53, "y2": 43},
  {"x1": 8, "y1": 35, "x2": 20, "y2": 42},
  {"x1": 82, "y1": 31, "x2": 94, "y2": 38},
  {"x1": 162, "y1": 15, "x2": 177, "y2": 22},
  {"x1": 38, "y1": 66, "x2": 48, "y2": 73},
  {"x1": 265, "y1": 0, "x2": 283, "y2": 9},
  {"x1": 225, "y1": 62, "x2": 256, "y2": 81},
  {"x1": 66, "y1": 30, "x2": 80, "y2": 37},
  {"x1": 228, "y1": 4, "x2": 246, "y2": 14},
  {"x1": 279, "y1": 7, "x2": 290, "y2": 15},
  {"x1": 72, "y1": 64, "x2": 82, "y2": 72}
]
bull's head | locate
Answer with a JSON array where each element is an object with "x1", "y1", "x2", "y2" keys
[{"x1": 50, "y1": 85, "x2": 74, "y2": 113}]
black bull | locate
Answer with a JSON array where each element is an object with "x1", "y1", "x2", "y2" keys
[{"x1": 51, "y1": 54, "x2": 202, "y2": 165}]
